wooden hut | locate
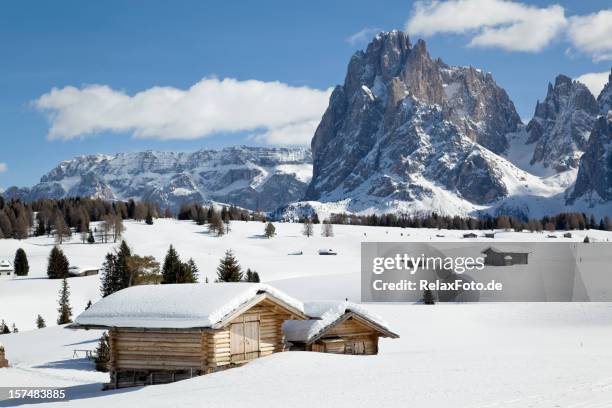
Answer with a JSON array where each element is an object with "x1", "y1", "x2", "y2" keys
[
  {"x1": 68, "y1": 266, "x2": 100, "y2": 277},
  {"x1": 0, "y1": 260, "x2": 13, "y2": 276},
  {"x1": 463, "y1": 233, "x2": 478, "y2": 238},
  {"x1": 284, "y1": 301, "x2": 399, "y2": 355},
  {"x1": 73, "y1": 283, "x2": 307, "y2": 389},
  {"x1": 481, "y1": 246, "x2": 529, "y2": 266},
  {"x1": 0, "y1": 342, "x2": 8, "y2": 368}
]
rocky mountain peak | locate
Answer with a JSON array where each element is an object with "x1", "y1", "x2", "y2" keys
[
  {"x1": 598, "y1": 68, "x2": 612, "y2": 115},
  {"x1": 526, "y1": 74, "x2": 599, "y2": 172},
  {"x1": 306, "y1": 30, "x2": 521, "y2": 210}
]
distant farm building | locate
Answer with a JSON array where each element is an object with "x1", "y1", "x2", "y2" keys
[
  {"x1": 563, "y1": 232, "x2": 572, "y2": 238},
  {"x1": 318, "y1": 249, "x2": 337, "y2": 255},
  {"x1": 463, "y1": 233, "x2": 478, "y2": 238},
  {"x1": 73, "y1": 283, "x2": 398, "y2": 389},
  {"x1": 68, "y1": 266, "x2": 99, "y2": 277},
  {"x1": 484, "y1": 233, "x2": 495, "y2": 239},
  {"x1": 0, "y1": 343, "x2": 8, "y2": 368},
  {"x1": 0, "y1": 260, "x2": 13, "y2": 276},
  {"x1": 284, "y1": 301, "x2": 398, "y2": 354},
  {"x1": 481, "y1": 247, "x2": 529, "y2": 266}
]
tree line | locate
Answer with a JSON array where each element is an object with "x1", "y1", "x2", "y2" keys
[{"x1": 319, "y1": 212, "x2": 612, "y2": 232}]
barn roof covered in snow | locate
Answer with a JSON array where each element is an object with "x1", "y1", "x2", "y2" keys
[
  {"x1": 74, "y1": 283, "x2": 305, "y2": 329},
  {"x1": 283, "y1": 301, "x2": 399, "y2": 344}
]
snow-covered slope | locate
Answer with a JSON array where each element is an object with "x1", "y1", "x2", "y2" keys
[
  {"x1": 3, "y1": 146, "x2": 312, "y2": 212},
  {"x1": 2, "y1": 303, "x2": 612, "y2": 408}
]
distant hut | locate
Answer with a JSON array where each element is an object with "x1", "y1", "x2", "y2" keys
[
  {"x1": 484, "y1": 232, "x2": 495, "y2": 239},
  {"x1": 73, "y1": 283, "x2": 307, "y2": 389},
  {"x1": 284, "y1": 301, "x2": 399, "y2": 354},
  {"x1": 68, "y1": 266, "x2": 100, "y2": 277},
  {"x1": 563, "y1": 232, "x2": 572, "y2": 238},
  {"x1": 0, "y1": 260, "x2": 13, "y2": 276},
  {"x1": 481, "y1": 247, "x2": 529, "y2": 266},
  {"x1": 463, "y1": 233, "x2": 478, "y2": 238},
  {"x1": 0, "y1": 342, "x2": 8, "y2": 368}
]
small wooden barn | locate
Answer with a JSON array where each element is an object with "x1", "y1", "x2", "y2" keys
[
  {"x1": 284, "y1": 301, "x2": 399, "y2": 355},
  {"x1": 0, "y1": 342, "x2": 8, "y2": 368},
  {"x1": 68, "y1": 266, "x2": 100, "y2": 277},
  {"x1": 481, "y1": 246, "x2": 529, "y2": 266},
  {"x1": 73, "y1": 283, "x2": 307, "y2": 389},
  {"x1": 463, "y1": 233, "x2": 478, "y2": 238}
]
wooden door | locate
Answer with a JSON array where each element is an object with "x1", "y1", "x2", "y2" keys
[{"x1": 229, "y1": 314, "x2": 260, "y2": 363}]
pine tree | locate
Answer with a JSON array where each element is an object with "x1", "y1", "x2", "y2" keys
[
  {"x1": 184, "y1": 258, "x2": 199, "y2": 283},
  {"x1": 302, "y1": 219, "x2": 313, "y2": 237},
  {"x1": 583, "y1": 235, "x2": 590, "y2": 243},
  {"x1": 47, "y1": 246, "x2": 69, "y2": 279},
  {"x1": 36, "y1": 314, "x2": 46, "y2": 329},
  {"x1": 13, "y1": 248, "x2": 29, "y2": 276},
  {"x1": 245, "y1": 268, "x2": 260, "y2": 282},
  {"x1": 100, "y1": 253, "x2": 118, "y2": 297},
  {"x1": 57, "y1": 278, "x2": 73, "y2": 325},
  {"x1": 87, "y1": 230, "x2": 95, "y2": 243},
  {"x1": 11, "y1": 323, "x2": 18, "y2": 333},
  {"x1": 161, "y1": 245, "x2": 181, "y2": 284},
  {"x1": 423, "y1": 289, "x2": 436, "y2": 305},
  {"x1": 216, "y1": 250, "x2": 243, "y2": 282},
  {"x1": 264, "y1": 222, "x2": 276, "y2": 238},
  {"x1": 0, "y1": 320, "x2": 10, "y2": 334},
  {"x1": 85, "y1": 300, "x2": 92, "y2": 310},
  {"x1": 116, "y1": 240, "x2": 133, "y2": 289},
  {"x1": 145, "y1": 210, "x2": 154, "y2": 225},
  {"x1": 94, "y1": 332, "x2": 110, "y2": 372}
]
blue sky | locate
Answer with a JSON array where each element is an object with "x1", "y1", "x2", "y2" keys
[{"x1": 0, "y1": 0, "x2": 611, "y2": 188}]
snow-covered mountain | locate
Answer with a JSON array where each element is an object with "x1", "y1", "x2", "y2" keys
[
  {"x1": 3, "y1": 146, "x2": 312, "y2": 211},
  {"x1": 294, "y1": 32, "x2": 612, "y2": 219},
  {"x1": 524, "y1": 75, "x2": 599, "y2": 173}
]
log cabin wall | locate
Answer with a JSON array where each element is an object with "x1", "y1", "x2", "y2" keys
[
  {"x1": 107, "y1": 299, "x2": 298, "y2": 388},
  {"x1": 309, "y1": 317, "x2": 380, "y2": 355}
]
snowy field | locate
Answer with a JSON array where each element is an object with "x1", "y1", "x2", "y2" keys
[
  {"x1": 1, "y1": 219, "x2": 612, "y2": 407},
  {"x1": 1, "y1": 218, "x2": 610, "y2": 331}
]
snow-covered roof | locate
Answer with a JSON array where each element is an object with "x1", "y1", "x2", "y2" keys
[
  {"x1": 75, "y1": 283, "x2": 304, "y2": 329},
  {"x1": 482, "y1": 246, "x2": 531, "y2": 254},
  {"x1": 283, "y1": 301, "x2": 396, "y2": 343}
]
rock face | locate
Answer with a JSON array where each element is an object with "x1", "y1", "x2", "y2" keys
[
  {"x1": 305, "y1": 30, "x2": 521, "y2": 210},
  {"x1": 526, "y1": 75, "x2": 599, "y2": 172},
  {"x1": 598, "y1": 69, "x2": 612, "y2": 115},
  {"x1": 4, "y1": 147, "x2": 312, "y2": 211},
  {"x1": 569, "y1": 114, "x2": 612, "y2": 203}
]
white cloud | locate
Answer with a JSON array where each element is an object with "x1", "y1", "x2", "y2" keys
[
  {"x1": 567, "y1": 10, "x2": 612, "y2": 62},
  {"x1": 0, "y1": 163, "x2": 7, "y2": 173},
  {"x1": 575, "y1": 71, "x2": 610, "y2": 97},
  {"x1": 34, "y1": 77, "x2": 332, "y2": 145},
  {"x1": 406, "y1": 0, "x2": 567, "y2": 52},
  {"x1": 346, "y1": 27, "x2": 382, "y2": 45}
]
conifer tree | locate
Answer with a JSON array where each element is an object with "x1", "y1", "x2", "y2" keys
[
  {"x1": 264, "y1": 222, "x2": 276, "y2": 238},
  {"x1": 245, "y1": 268, "x2": 260, "y2": 282},
  {"x1": 145, "y1": 210, "x2": 154, "y2": 225},
  {"x1": 36, "y1": 314, "x2": 46, "y2": 329},
  {"x1": 47, "y1": 246, "x2": 69, "y2": 279},
  {"x1": 116, "y1": 240, "x2": 133, "y2": 288},
  {"x1": 87, "y1": 230, "x2": 95, "y2": 243},
  {"x1": 100, "y1": 253, "x2": 119, "y2": 297},
  {"x1": 423, "y1": 289, "x2": 436, "y2": 305},
  {"x1": 216, "y1": 250, "x2": 243, "y2": 282},
  {"x1": 57, "y1": 278, "x2": 73, "y2": 325},
  {"x1": 161, "y1": 245, "x2": 181, "y2": 284},
  {"x1": 11, "y1": 323, "x2": 18, "y2": 333},
  {"x1": 94, "y1": 332, "x2": 110, "y2": 372},
  {"x1": 0, "y1": 320, "x2": 9, "y2": 334},
  {"x1": 185, "y1": 258, "x2": 199, "y2": 283},
  {"x1": 14, "y1": 248, "x2": 29, "y2": 276},
  {"x1": 85, "y1": 300, "x2": 92, "y2": 310}
]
